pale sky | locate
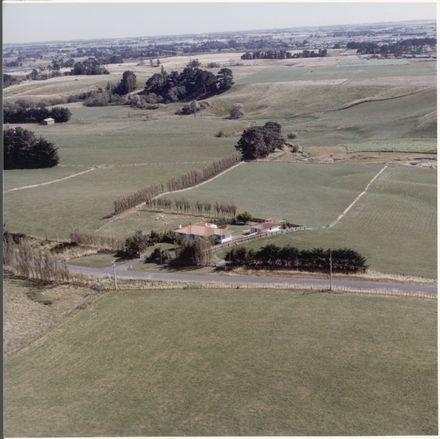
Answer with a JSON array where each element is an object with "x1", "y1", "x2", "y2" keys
[{"x1": 3, "y1": 2, "x2": 437, "y2": 44}]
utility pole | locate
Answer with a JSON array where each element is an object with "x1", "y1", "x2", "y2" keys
[
  {"x1": 112, "y1": 260, "x2": 118, "y2": 290},
  {"x1": 329, "y1": 249, "x2": 333, "y2": 291}
]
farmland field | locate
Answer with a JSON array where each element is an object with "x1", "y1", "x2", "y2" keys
[
  {"x1": 238, "y1": 59, "x2": 436, "y2": 84},
  {"x1": 234, "y1": 166, "x2": 436, "y2": 278},
  {"x1": 345, "y1": 138, "x2": 437, "y2": 154},
  {"x1": 4, "y1": 104, "x2": 245, "y2": 238},
  {"x1": 97, "y1": 210, "x2": 208, "y2": 239},
  {"x1": 3, "y1": 55, "x2": 437, "y2": 268},
  {"x1": 162, "y1": 161, "x2": 383, "y2": 226},
  {"x1": 4, "y1": 163, "x2": 206, "y2": 238},
  {"x1": 5, "y1": 288, "x2": 437, "y2": 436}
]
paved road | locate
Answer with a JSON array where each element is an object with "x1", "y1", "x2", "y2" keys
[{"x1": 68, "y1": 264, "x2": 437, "y2": 297}]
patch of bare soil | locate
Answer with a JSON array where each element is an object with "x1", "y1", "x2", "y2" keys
[{"x1": 4, "y1": 275, "x2": 102, "y2": 355}]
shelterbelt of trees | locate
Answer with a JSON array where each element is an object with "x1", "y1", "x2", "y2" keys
[
  {"x1": 241, "y1": 49, "x2": 327, "y2": 59},
  {"x1": 347, "y1": 37, "x2": 436, "y2": 55},
  {"x1": 226, "y1": 245, "x2": 368, "y2": 274},
  {"x1": 4, "y1": 103, "x2": 71, "y2": 124}
]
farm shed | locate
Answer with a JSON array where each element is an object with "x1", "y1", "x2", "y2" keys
[
  {"x1": 250, "y1": 221, "x2": 281, "y2": 234},
  {"x1": 175, "y1": 222, "x2": 232, "y2": 244},
  {"x1": 41, "y1": 118, "x2": 55, "y2": 125}
]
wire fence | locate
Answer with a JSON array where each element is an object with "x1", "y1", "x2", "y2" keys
[{"x1": 213, "y1": 226, "x2": 307, "y2": 251}]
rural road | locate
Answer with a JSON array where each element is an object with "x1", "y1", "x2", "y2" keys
[{"x1": 68, "y1": 264, "x2": 437, "y2": 297}]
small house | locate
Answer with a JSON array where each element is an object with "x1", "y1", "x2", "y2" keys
[
  {"x1": 175, "y1": 222, "x2": 232, "y2": 244},
  {"x1": 250, "y1": 221, "x2": 281, "y2": 234},
  {"x1": 42, "y1": 118, "x2": 55, "y2": 125}
]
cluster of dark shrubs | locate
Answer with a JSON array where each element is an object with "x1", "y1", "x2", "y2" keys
[
  {"x1": 170, "y1": 238, "x2": 212, "y2": 267},
  {"x1": 235, "y1": 122, "x2": 285, "y2": 160},
  {"x1": 225, "y1": 245, "x2": 368, "y2": 274},
  {"x1": 4, "y1": 103, "x2": 71, "y2": 123},
  {"x1": 83, "y1": 71, "x2": 137, "y2": 106},
  {"x1": 118, "y1": 230, "x2": 178, "y2": 258},
  {"x1": 347, "y1": 38, "x2": 436, "y2": 56},
  {"x1": 72, "y1": 57, "x2": 109, "y2": 75},
  {"x1": 146, "y1": 247, "x2": 172, "y2": 265},
  {"x1": 241, "y1": 49, "x2": 327, "y2": 59},
  {"x1": 113, "y1": 153, "x2": 240, "y2": 214},
  {"x1": 145, "y1": 197, "x2": 237, "y2": 219},
  {"x1": 142, "y1": 65, "x2": 233, "y2": 104},
  {"x1": 176, "y1": 100, "x2": 211, "y2": 115},
  {"x1": 4, "y1": 127, "x2": 59, "y2": 169}
]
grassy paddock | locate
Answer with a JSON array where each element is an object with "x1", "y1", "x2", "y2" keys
[
  {"x1": 4, "y1": 163, "x2": 202, "y2": 239},
  {"x1": 163, "y1": 161, "x2": 382, "y2": 226},
  {"x1": 5, "y1": 288, "x2": 437, "y2": 436},
  {"x1": 233, "y1": 166, "x2": 436, "y2": 278},
  {"x1": 345, "y1": 139, "x2": 437, "y2": 154}
]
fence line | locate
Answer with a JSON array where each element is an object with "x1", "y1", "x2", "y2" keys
[{"x1": 213, "y1": 226, "x2": 307, "y2": 251}]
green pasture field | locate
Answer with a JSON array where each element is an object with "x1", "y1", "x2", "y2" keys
[
  {"x1": 3, "y1": 57, "x2": 436, "y2": 243},
  {"x1": 5, "y1": 105, "x2": 242, "y2": 166},
  {"x1": 4, "y1": 163, "x2": 203, "y2": 239},
  {"x1": 4, "y1": 104, "x2": 246, "y2": 239},
  {"x1": 5, "y1": 288, "x2": 437, "y2": 436},
  {"x1": 213, "y1": 81, "x2": 436, "y2": 144},
  {"x1": 3, "y1": 166, "x2": 91, "y2": 192},
  {"x1": 237, "y1": 60, "x2": 436, "y2": 84},
  {"x1": 345, "y1": 139, "x2": 437, "y2": 154},
  {"x1": 232, "y1": 166, "x2": 436, "y2": 278},
  {"x1": 3, "y1": 72, "x2": 151, "y2": 103},
  {"x1": 98, "y1": 210, "x2": 208, "y2": 239},
  {"x1": 68, "y1": 252, "x2": 118, "y2": 268},
  {"x1": 162, "y1": 162, "x2": 382, "y2": 227}
]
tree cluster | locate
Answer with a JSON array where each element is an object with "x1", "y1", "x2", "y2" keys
[
  {"x1": 177, "y1": 100, "x2": 212, "y2": 115},
  {"x1": 71, "y1": 57, "x2": 109, "y2": 75},
  {"x1": 4, "y1": 234, "x2": 70, "y2": 283},
  {"x1": 171, "y1": 238, "x2": 212, "y2": 267},
  {"x1": 225, "y1": 245, "x2": 368, "y2": 274},
  {"x1": 146, "y1": 247, "x2": 172, "y2": 265},
  {"x1": 235, "y1": 122, "x2": 285, "y2": 160},
  {"x1": 113, "y1": 71, "x2": 137, "y2": 95},
  {"x1": 4, "y1": 103, "x2": 71, "y2": 124},
  {"x1": 4, "y1": 127, "x2": 59, "y2": 169},
  {"x1": 145, "y1": 197, "x2": 237, "y2": 219},
  {"x1": 142, "y1": 66, "x2": 233, "y2": 103},
  {"x1": 119, "y1": 230, "x2": 178, "y2": 258},
  {"x1": 347, "y1": 38, "x2": 436, "y2": 56},
  {"x1": 241, "y1": 49, "x2": 327, "y2": 59},
  {"x1": 229, "y1": 103, "x2": 244, "y2": 119}
]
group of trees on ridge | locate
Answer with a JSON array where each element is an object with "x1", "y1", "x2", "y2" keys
[
  {"x1": 4, "y1": 102, "x2": 71, "y2": 124},
  {"x1": 4, "y1": 127, "x2": 59, "y2": 169},
  {"x1": 142, "y1": 65, "x2": 233, "y2": 103},
  {"x1": 347, "y1": 38, "x2": 436, "y2": 56},
  {"x1": 225, "y1": 245, "x2": 368, "y2": 274},
  {"x1": 241, "y1": 49, "x2": 327, "y2": 59},
  {"x1": 71, "y1": 57, "x2": 109, "y2": 75}
]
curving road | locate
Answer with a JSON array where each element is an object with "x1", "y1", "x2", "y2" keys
[{"x1": 68, "y1": 264, "x2": 437, "y2": 298}]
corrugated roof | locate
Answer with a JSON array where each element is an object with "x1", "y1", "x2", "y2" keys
[{"x1": 175, "y1": 222, "x2": 231, "y2": 237}]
